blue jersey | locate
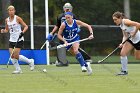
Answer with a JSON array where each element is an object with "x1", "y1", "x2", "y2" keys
[{"x1": 63, "y1": 19, "x2": 79, "y2": 40}]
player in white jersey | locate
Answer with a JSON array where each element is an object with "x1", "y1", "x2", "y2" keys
[
  {"x1": 1, "y1": 5, "x2": 34, "y2": 74},
  {"x1": 112, "y1": 11, "x2": 140, "y2": 75}
]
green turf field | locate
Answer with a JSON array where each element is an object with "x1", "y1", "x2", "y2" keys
[
  {"x1": 0, "y1": 64, "x2": 140, "y2": 93},
  {"x1": 50, "y1": 56, "x2": 140, "y2": 64}
]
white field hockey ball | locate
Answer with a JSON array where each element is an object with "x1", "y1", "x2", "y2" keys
[{"x1": 43, "y1": 69, "x2": 47, "y2": 72}]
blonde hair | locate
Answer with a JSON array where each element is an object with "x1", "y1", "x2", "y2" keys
[{"x1": 7, "y1": 5, "x2": 15, "y2": 10}]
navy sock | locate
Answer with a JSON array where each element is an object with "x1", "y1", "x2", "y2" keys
[{"x1": 76, "y1": 52, "x2": 87, "y2": 67}]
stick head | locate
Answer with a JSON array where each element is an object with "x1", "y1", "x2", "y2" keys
[{"x1": 98, "y1": 60, "x2": 103, "y2": 63}]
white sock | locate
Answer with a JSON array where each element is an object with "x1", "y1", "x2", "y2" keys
[
  {"x1": 11, "y1": 58, "x2": 21, "y2": 71},
  {"x1": 19, "y1": 55, "x2": 31, "y2": 64},
  {"x1": 120, "y1": 56, "x2": 128, "y2": 71}
]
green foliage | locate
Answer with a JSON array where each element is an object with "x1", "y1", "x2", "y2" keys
[{"x1": 1, "y1": 0, "x2": 140, "y2": 25}]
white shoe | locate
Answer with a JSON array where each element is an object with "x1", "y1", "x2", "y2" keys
[
  {"x1": 81, "y1": 66, "x2": 87, "y2": 72},
  {"x1": 86, "y1": 62, "x2": 92, "y2": 75},
  {"x1": 12, "y1": 70, "x2": 23, "y2": 74},
  {"x1": 29, "y1": 59, "x2": 35, "y2": 71}
]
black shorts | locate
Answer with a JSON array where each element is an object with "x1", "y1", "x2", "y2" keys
[
  {"x1": 127, "y1": 40, "x2": 140, "y2": 50},
  {"x1": 9, "y1": 40, "x2": 24, "y2": 49}
]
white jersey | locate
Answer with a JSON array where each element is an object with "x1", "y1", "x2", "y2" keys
[
  {"x1": 120, "y1": 19, "x2": 140, "y2": 44},
  {"x1": 7, "y1": 15, "x2": 24, "y2": 42}
]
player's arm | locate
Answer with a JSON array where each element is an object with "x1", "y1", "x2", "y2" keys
[
  {"x1": 51, "y1": 26, "x2": 58, "y2": 35},
  {"x1": 57, "y1": 22, "x2": 67, "y2": 44},
  {"x1": 119, "y1": 30, "x2": 129, "y2": 48},
  {"x1": 124, "y1": 19, "x2": 140, "y2": 37},
  {"x1": 1, "y1": 19, "x2": 9, "y2": 33},
  {"x1": 50, "y1": 16, "x2": 61, "y2": 35},
  {"x1": 17, "y1": 16, "x2": 28, "y2": 33},
  {"x1": 76, "y1": 20, "x2": 94, "y2": 39},
  {"x1": 46, "y1": 16, "x2": 60, "y2": 41}
]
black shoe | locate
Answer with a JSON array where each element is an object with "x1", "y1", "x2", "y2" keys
[
  {"x1": 56, "y1": 62, "x2": 69, "y2": 67},
  {"x1": 116, "y1": 71, "x2": 128, "y2": 76}
]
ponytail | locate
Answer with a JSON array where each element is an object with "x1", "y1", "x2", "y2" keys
[{"x1": 112, "y1": 11, "x2": 127, "y2": 19}]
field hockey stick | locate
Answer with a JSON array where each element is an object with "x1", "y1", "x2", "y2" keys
[
  {"x1": 49, "y1": 38, "x2": 89, "y2": 50},
  {"x1": 40, "y1": 33, "x2": 57, "y2": 50},
  {"x1": 98, "y1": 36, "x2": 130, "y2": 63},
  {"x1": 7, "y1": 37, "x2": 20, "y2": 68}
]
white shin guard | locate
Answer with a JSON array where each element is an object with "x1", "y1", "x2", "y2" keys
[
  {"x1": 120, "y1": 56, "x2": 128, "y2": 71},
  {"x1": 11, "y1": 58, "x2": 21, "y2": 71},
  {"x1": 19, "y1": 55, "x2": 31, "y2": 64}
]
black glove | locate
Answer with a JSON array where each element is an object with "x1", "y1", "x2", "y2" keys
[{"x1": 19, "y1": 32, "x2": 24, "y2": 38}]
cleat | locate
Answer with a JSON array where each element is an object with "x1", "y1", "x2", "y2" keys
[
  {"x1": 116, "y1": 71, "x2": 128, "y2": 76},
  {"x1": 86, "y1": 62, "x2": 93, "y2": 75},
  {"x1": 12, "y1": 70, "x2": 23, "y2": 74},
  {"x1": 55, "y1": 61, "x2": 69, "y2": 67},
  {"x1": 81, "y1": 66, "x2": 87, "y2": 72},
  {"x1": 29, "y1": 59, "x2": 35, "y2": 71}
]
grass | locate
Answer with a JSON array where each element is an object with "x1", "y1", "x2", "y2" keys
[
  {"x1": 50, "y1": 55, "x2": 140, "y2": 63},
  {"x1": 0, "y1": 64, "x2": 140, "y2": 93}
]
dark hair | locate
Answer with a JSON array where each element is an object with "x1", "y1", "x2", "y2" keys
[{"x1": 112, "y1": 11, "x2": 127, "y2": 19}]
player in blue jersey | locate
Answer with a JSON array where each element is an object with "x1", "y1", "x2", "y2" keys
[
  {"x1": 57, "y1": 12, "x2": 94, "y2": 75},
  {"x1": 47, "y1": 3, "x2": 92, "y2": 67}
]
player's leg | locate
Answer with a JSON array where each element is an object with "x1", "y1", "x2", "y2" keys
[
  {"x1": 78, "y1": 47, "x2": 92, "y2": 63},
  {"x1": 134, "y1": 41, "x2": 140, "y2": 60},
  {"x1": 69, "y1": 43, "x2": 87, "y2": 71},
  {"x1": 117, "y1": 41, "x2": 133, "y2": 75},
  {"x1": 19, "y1": 55, "x2": 34, "y2": 71},
  {"x1": 10, "y1": 47, "x2": 22, "y2": 74},
  {"x1": 70, "y1": 42, "x2": 92, "y2": 75},
  {"x1": 18, "y1": 41, "x2": 35, "y2": 70},
  {"x1": 9, "y1": 42, "x2": 22, "y2": 74},
  {"x1": 134, "y1": 50, "x2": 140, "y2": 59}
]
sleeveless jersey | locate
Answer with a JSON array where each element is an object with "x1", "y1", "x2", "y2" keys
[
  {"x1": 63, "y1": 19, "x2": 79, "y2": 40},
  {"x1": 7, "y1": 15, "x2": 24, "y2": 42},
  {"x1": 120, "y1": 19, "x2": 140, "y2": 43}
]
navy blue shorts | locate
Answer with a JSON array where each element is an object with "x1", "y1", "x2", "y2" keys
[{"x1": 65, "y1": 35, "x2": 80, "y2": 50}]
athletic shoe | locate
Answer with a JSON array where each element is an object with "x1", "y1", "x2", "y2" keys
[
  {"x1": 12, "y1": 70, "x2": 23, "y2": 74},
  {"x1": 81, "y1": 66, "x2": 87, "y2": 72},
  {"x1": 116, "y1": 71, "x2": 128, "y2": 76},
  {"x1": 29, "y1": 59, "x2": 35, "y2": 71},
  {"x1": 86, "y1": 62, "x2": 93, "y2": 75},
  {"x1": 56, "y1": 61, "x2": 69, "y2": 67}
]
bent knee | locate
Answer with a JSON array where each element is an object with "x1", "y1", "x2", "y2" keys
[{"x1": 12, "y1": 54, "x2": 19, "y2": 59}]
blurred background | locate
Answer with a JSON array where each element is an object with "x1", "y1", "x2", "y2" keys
[{"x1": 0, "y1": 0, "x2": 140, "y2": 63}]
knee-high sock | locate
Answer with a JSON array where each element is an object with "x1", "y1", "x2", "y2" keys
[
  {"x1": 19, "y1": 55, "x2": 31, "y2": 64},
  {"x1": 76, "y1": 52, "x2": 87, "y2": 67},
  {"x1": 11, "y1": 58, "x2": 21, "y2": 71},
  {"x1": 120, "y1": 56, "x2": 128, "y2": 71}
]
